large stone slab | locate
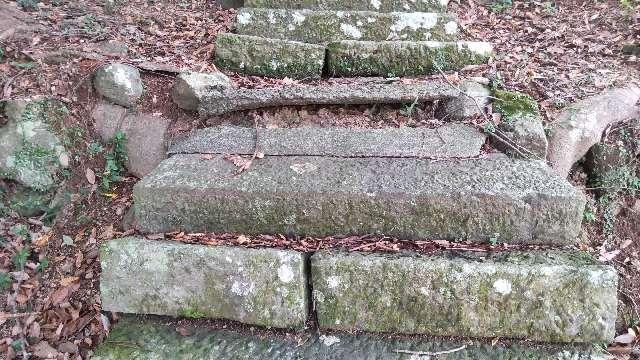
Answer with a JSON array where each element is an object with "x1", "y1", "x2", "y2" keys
[
  {"x1": 199, "y1": 79, "x2": 459, "y2": 115},
  {"x1": 327, "y1": 40, "x2": 494, "y2": 77},
  {"x1": 214, "y1": 33, "x2": 325, "y2": 80},
  {"x1": 168, "y1": 124, "x2": 486, "y2": 158},
  {"x1": 312, "y1": 250, "x2": 617, "y2": 343},
  {"x1": 235, "y1": 9, "x2": 458, "y2": 44},
  {"x1": 93, "y1": 316, "x2": 608, "y2": 360},
  {"x1": 100, "y1": 238, "x2": 308, "y2": 329},
  {"x1": 245, "y1": 0, "x2": 450, "y2": 12},
  {"x1": 133, "y1": 154, "x2": 585, "y2": 244}
]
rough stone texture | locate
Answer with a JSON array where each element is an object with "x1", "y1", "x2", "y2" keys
[
  {"x1": 216, "y1": 0, "x2": 245, "y2": 8},
  {"x1": 9, "y1": 186, "x2": 54, "y2": 217},
  {"x1": 214, "y1": 33, "x2": 325, "y2": 80},
  {"x1": 100, "y1": 238, "x2": 308, "y2": 329},
  {"x1": 93, "y1": 316, "x2": 608, "y2": 360},
  {"x1": 312, "y1": 250, "x2": 617, "y2": 343},
  {"x1": 91, "y1": 101, "x2": 128, "y2": 142},
  {"x1": 134, "y1": 154, "x2": 585, "y2": 244},
  {"x1": 199, "y1": 79, "x2": 459, "y2": 115},
  {"x1": 0, "y1": 2, "x2": 38, "y2": 41},
  {"x1": 93, "y1": 63, "x2": 144, "y2": 107},
  {"x1": 245, "y1": 0, "x2": 449, "y2": 12},
  {"x1": 438, "y1": 80, "x2": 491, "y2": 120},
  {"x1": 171, "y1": 71, "x2": 233, "y2": 111},
  {"x1": 547, "y1": 86, "x2": 640, "y2": 177},
  {"x1": 120, "y1": 114, "x2": 170, "y2": 178},
  {"x1": 327, "y1": 40, "x2": 494, "y2": 77},
  {"x1": 492, "y1": 90, "x2": 548, "y2": 159},
  {"x1": 168, "y1": 124, "x2": 486, "y2": 158},
  {"x1": 0, "y1": 99, "x2": 69, "y2": 191},
  {"x1": 235, "y1": 9, "x2": 458, "y2": 44}
]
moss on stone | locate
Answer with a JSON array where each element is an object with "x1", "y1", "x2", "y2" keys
[{"x1": 493, "y1": 89, "x2": 541, "y2": 122}]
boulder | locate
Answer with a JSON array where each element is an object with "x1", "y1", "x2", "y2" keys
[
  {"x1": 91, "y1": 101, "x2": 128, "y2": 142},
  {"x1": 491, "y1": 89, "x2": 547, "y2": 159},
  {"x1": 547, "y1": 87, "x2": 640, "y2": 177},
  {"x1": 438, "y1": 80, "x2": 491, "y2": 120},
  {"x1": 0, "y1": 98, "x2": 69, "y2": 191},
  {"x1": 120, "y1": 114, "x2": 170, "y2": 178},
  {"x1": 93, "y1": 63, "x2": 144, "y2": 107},
  {"x1": 171, "y1": 71, "x2": 233, "y2": 111}
]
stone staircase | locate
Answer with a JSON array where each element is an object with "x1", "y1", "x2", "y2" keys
[
  {"x1": 94, "y1": 1, "x2": 618, "y2": 359},
  {"x1": 214, "y1": 0, "x2": 493, "y2": 78}
]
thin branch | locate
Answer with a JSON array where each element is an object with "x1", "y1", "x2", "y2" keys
[{"x1": 395, "y1": 345, "x2": 467, "y2": 356}]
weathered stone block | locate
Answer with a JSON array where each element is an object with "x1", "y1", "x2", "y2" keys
[
  {"x1": 311, "y1": 250, "x2": 617, "y2": 343},
  {"x1": 171, "y1": 71, "x2": 233, "y2": 111},
  {"x1": 214, "y1": 33, "x2": 325, "y2": 80},
  {"x1": 100, "y1": 238, "x2": 308, "y2": 329},
  {"x1": 93, "y1": 315, "x2": 609, "y2": 359},
  {"x1": 327, "y1": 40, "x2": 494, "y2": 77},
  {"x1": 168, "y1": 124, "x2": 486, "y2": 158},
  {"x1": 245, "y1": 0, "x2": 449, "y2": 12},
  {"x1": 134, "y1": 154, "x2": 585, "y2": 244},
  {"x1": 438, "y1": 80, "x2": 491, "y2": 120},
  {"x1": 93, "y1": 63, "x2": 144, "y2": 107},
  {"x1": 235, "y1": 9, "x2": 458, "y2": 44},
  {"x1": 198, "y1": 79, "x2": 459, "y2": 115},
  {"x1": 119, "y1": 114, "x2": 169, "y2": 178}
]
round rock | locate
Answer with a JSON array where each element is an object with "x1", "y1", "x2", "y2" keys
[{"x1": 94, "y1": 63, "x2": 144, "y2": 107}]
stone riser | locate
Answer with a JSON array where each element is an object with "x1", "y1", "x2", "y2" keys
[
  {"x1": 94, "y1": 316, "x2": 610, "y2": 359},
  {"x1": 100, "y1": 238, "x2": 617, "y2": 343},
  {"x1": 133, "y1": 154, "x2": 584, "y2": 244},
  {"x1": 244, "y1": 0, "x2": 450, "y2": 12}
]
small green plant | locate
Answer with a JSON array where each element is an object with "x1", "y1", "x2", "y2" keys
[
  {"x1": 489, "y1": 0, "x2": 513, "y2": 12},
  {"x1": 88, "y1": 141, "x2": 105, "y2": 155},
  {"x1": 12, "y1": 247, "x2": 30, "y2": 270},
  {"x1": 583, "y1": 208, "x2": 597, "y2": 222},
  {"x1": 99, "y1": 131, "x2": 128, "y2": 191},
  {"x1": 620, "y1": 0, "x2": 638, "y2": 10},
  {"x1": 0, "y1": 272, "x2": 13, "y2": 291},
  {"x1": 400, "y1": 98, "x2": 420, "y2": 117},
  {"x1": 0, "y1": 47, "x2": 4, "y2": 62},
  {"x1": 16, "y1": 0, "x2": 38, "y2": 10},
  {"x1": 489, "y1": 233, "x2": 499, "y2": 246},
  {"x1": 542, "y1": 1, "x2": 557, "y2": 15},
  {"x1": 11, "y1": 224, "x2": 30, "y2": 240},
  {"x1": 35, "y1": 257, "x2": 49, "y2": 273},
  {"x1": 180, "y1": 308, "x2": 206, "y2": 319}
]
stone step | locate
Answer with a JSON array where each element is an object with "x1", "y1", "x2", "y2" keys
[
  {"x1": 100, "y1": 238, "x2": 308, "y2": 329},
  {"x1": 327, "y1": 40, "x2": 494, "y2": 77},
  {"x1": 235, "y1": 8, "x2": 459, "y2": 44},
  {"x1": 197, "y1": 78, "x2": 463, "y2": 115},
  {"x1": 312, "y1": 250, "x2": 617, "y2": 343},
  {"x1": 94, "y1": 316, "x2": 608, "y2": 359},
  {"x1": 214, "y1": 33, "x2": 325, "y2": 80},
  {"x1": 244, "y1": 0, "x2": 450, "y2": 13},
  {"x1": 133, "y1": 154, "x2": 585, "y2": 244},
  {"x1": 168, "y1": 124, "x2": 487, "y2": 159}
]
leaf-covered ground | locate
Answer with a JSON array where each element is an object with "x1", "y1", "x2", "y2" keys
[{"x1": 0, "y1": 0, "x2": 639, "y2": 358}]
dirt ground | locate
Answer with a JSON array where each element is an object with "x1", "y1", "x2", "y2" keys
[{"x1": 0, "y1": 0, "x2": 639, "y2": 358}]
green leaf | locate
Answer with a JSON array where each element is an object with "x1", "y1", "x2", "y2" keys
[
  {"x1": 36, "y1": 257, "x2": 49, "y2": 272},
  {"x1": 12, "y1": 247, "x2": 30, "y2": 269},
  {"x1": 62, "y1": 235, "x2": 74, "y2": 246},
  {"x1": 0, "y1": 272, "x2": 13, "y2": 291}
]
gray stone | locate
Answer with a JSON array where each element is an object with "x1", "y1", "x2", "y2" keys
[
  {"x1": 547, "y1": 87, "x2": 640, "y2": 177},
  {"x1": 100, "y1": 238, "x2": 308, "y2": 329},
  {"x1": 199, "y1": 79, "x2": 459, "y2": 115},
  {"x1": 94, "y1": 315, "x2": 608, "y2": 359},
  {"x1": 168, "y1": 124, "x2": 486, "y2": 158},
  {"x1": 492, "y1": 89, "x2": 548, "y2": 159},
  {"x1": 215, "y1": 0, "x2": 244, "y2": 8},
  {"x1": 312, "y1": 250, "x2": 617, "y2": 343},
  {"x1": 93, "y1": 63, "x2": 144, "y2": 107},
  {"x1": 120, "y1": 114, "x2": 169, "y2": 178},
  {"x1": 327, "y1": 40, "x2": 494, "y2": 77},
  {"x1": 244, "y1": 0, "x2": 449, "y2": 12},
  {"x1": 0, "y1": 99, "x2": 69, "y2": 190},
  {"x1": 133, "y1": 153, "x2": 585, "y2": 244},
  {"x1": 214, "y1": 34, "x2": 325, "y2": 80},
  {"x1": 438, "y1": 80, "x2": 491, "y2": 120},
  {"x1": 171, "y1": 71, "x2": 233, "y2": 111},
  {"x1": 91, "y1": 101, "x2": 128, "y2": 142},
  {"x1": 235, "y1": 9, "x2": 458, "y2": 44}
]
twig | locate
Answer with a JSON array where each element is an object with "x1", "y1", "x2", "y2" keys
[{"x1": 395, "y1": 345, "x2": 467, "y2": 356}]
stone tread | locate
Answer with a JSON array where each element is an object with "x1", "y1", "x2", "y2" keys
[
  {"x1": 214, "y1": 33, "x2": 325, "y2": 79},
  {"x1": 327, "y1": 40, "x2": 494, "y2": 77},
  {"x1": 312, "y1": 250, "x2": 617, "y2": 343},
  {"x1": 198, "y1": 79, "x2": 460, "y2": 115},
  {"x1": 167, "y1": 124, "x2": 487, "y2": 159},
  {"x1": 100, "y1": 238, "x2": 308, "y2": 329},
  {"x1": 244, "y1": 0, "x2": 450, "y2": 12},
  {"x1": 93, "y1": 316, "x2": 608, "y2": 359},
  {"x1": 133, "y1": 154, "x2": 585, "y2": 244},
  {"x1": 235, "y1": 8, "x2": 459, "y2": 44}
]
